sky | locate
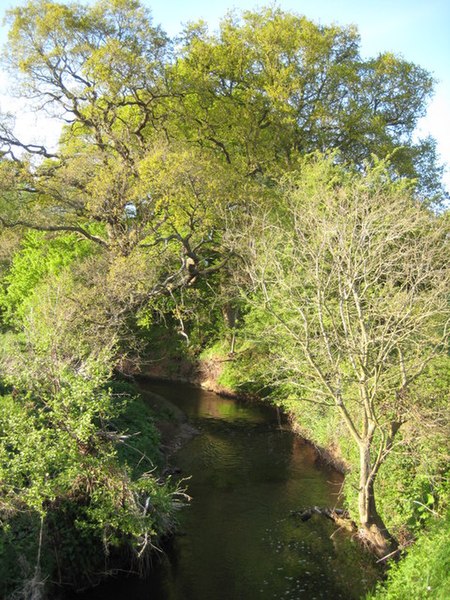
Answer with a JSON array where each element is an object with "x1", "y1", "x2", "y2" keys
[{"x1": 0, "y1": 0, "x2": 449, "y2": 189}]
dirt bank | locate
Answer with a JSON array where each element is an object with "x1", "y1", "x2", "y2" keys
[{"x1": 132, "y1": 355, "x2": 349, "y2": 475}]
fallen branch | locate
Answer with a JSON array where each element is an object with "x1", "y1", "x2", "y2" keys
[{"x1": 291, "y1": 506, "x2": 350, "y2": 522}]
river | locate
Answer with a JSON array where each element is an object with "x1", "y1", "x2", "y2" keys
[{"x1": 73, "y1": 380, "x2": 379, "y2": 599}]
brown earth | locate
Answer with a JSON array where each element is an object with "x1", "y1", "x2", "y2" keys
[{"x1": 128, "y1": 354, "x2": 349, "y2": 475}]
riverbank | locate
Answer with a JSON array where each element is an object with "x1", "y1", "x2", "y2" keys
[
  {"x1": 129, "y1": 355, "x2": 350, "y2": 476},
  {"x1": 135, "y1": 382, "x2": 200, "y2": 460},
  {"x1": 132, "y1": 353, "x2": 249, "y2": 399}
]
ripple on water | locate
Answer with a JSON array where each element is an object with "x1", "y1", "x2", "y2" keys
[{"x1": 67, "y1": 381, "x2": 381, "y2": 600}]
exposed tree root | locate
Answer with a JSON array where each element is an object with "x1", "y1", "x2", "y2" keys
[{"x1": 291, "y1": 506, "x2": 401, "y2": 560}]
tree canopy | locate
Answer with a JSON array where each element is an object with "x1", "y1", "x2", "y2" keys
[{"x1": 0, "y1": 0, "x2": 448, "y2": 596}]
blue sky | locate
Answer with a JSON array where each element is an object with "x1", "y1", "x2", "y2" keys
[
  {"x1": 150, "y1": 0, "x2": 449, "y2": 75},
  {"x1": 1, "y1": 0, "x2": 449, "y2": 187}
]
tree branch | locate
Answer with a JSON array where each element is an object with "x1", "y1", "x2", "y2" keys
[{"x1": 0, "y1": 216, "x2": 109, "y2": 248}]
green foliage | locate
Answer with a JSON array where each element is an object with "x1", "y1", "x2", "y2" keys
[
  {"x1": 374, "y1": 356, "x2": 450, "y2": 535},
  {"x1": 368, "y1": 514, "x2": 450, "y2": 599},
  {"x1": 108, "y1": 380, "x2": 163, "y2": 477},
  {"x1": 0, "y1": 513, "x2": 51, "y2": 598},
  {"x1": 175, "y1": 7, "x2": 442, "y2": 197},
  {"x1": 0, "y1": 0, "x2": 448, "y2": 594},
  {"x1": 0, "y1": 245, "x2": 178, "y2": 595},
  {"x1": 0, "y1": 354, "x2": 177, "y2": 591},
  {"x1": 375, "y1": 436, "x2": 449, "y2": 536},
  {"x1": 0, "y1": 231, "x2": 93, "y2": 326}
]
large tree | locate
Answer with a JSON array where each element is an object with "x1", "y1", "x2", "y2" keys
[
  {"x1": 173, "y1": 7, "x2": 442, "y2": 197},
  {"x1": 239, "y1": 156, "x2": 449, "y2": 556},
  {"x1": 0, "y1": 2, "x2": 443, "y2": 264},
  {"x1": 0, "y1": 0, "x2": 246, "y2": 295}
]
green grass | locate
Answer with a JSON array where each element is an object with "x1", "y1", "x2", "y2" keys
[{"x1": 368, "y1": 514, "x2": 450, "y2": 599}]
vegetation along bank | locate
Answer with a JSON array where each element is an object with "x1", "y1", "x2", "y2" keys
[{"x1": 0, "y1": 1, "x2": 448, "y2": 598}]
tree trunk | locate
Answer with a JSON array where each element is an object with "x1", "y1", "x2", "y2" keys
[
  {"x1": 222, "y1": 302, "x2": 238, "y2": 354},
  {"x1": 358, "y1": 443, "x2": 398, "y2": 558}
]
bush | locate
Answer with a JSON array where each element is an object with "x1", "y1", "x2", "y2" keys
[{"x1": 368, "y1": 514, "x2": 450, "y2": 599}]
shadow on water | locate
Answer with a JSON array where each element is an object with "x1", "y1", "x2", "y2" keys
[{"x1": 69, "y1": 380, "x2": 380, "y2": 599}]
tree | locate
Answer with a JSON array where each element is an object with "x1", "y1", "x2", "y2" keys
[
  {"x1": 174, "y1": 8, "x2": 442, "y2": 198},
  {"x1": 0, "y1": 2, "x2": 443, "y2": 267},
  {"x1": 239, "y1": 155, "x2": 449, "y2": 556},
  {"x1": 0, "y1": 0, "x2": 447, "y2": 565},
  {"x1": 0, "y1": 0, "x2": 245, "y2": 293}
]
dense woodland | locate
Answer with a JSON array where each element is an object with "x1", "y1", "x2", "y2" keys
[{"x1": 0, "y1": 1, "x2": 449, "y2": 598}]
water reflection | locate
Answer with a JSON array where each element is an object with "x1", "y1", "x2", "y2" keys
[
  {"x1": 146, "y1": 381, "x2": 273, "y2": 423},
  {"x1": 70, "y1": 380, "x2": 379, "y2": 600}
]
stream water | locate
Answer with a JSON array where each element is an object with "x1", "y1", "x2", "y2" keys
[{"x1": 74, "y1": 380, "x2": 379, "y2": 599}]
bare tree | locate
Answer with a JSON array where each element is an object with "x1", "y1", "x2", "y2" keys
[{"x1": 241, "y1": 157, "x2": 450, "y2": 556}]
